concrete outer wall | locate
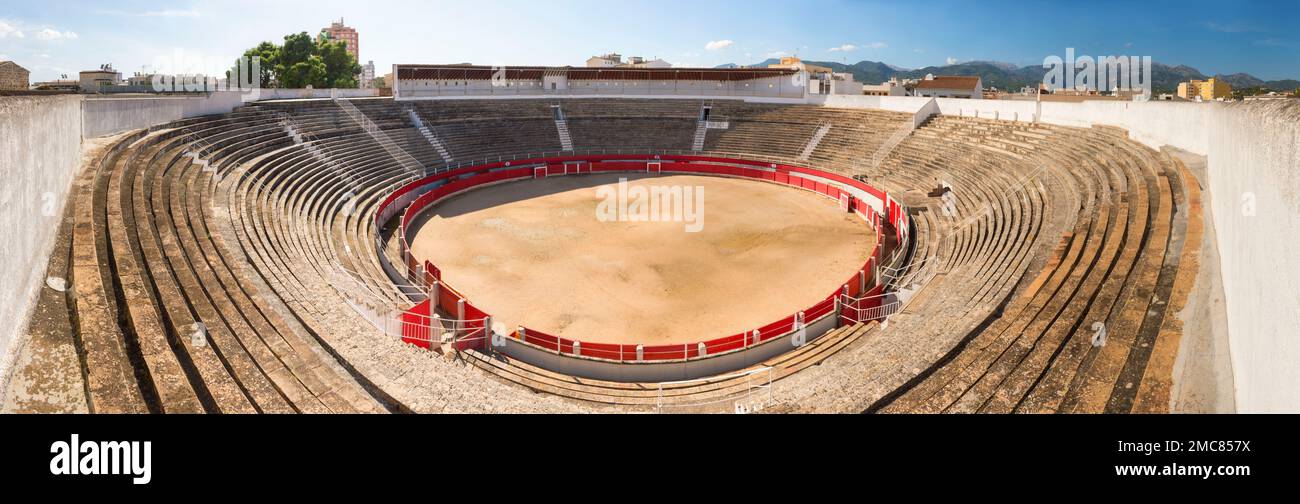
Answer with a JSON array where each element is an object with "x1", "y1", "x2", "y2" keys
[
  {"x1": 82, "y1": 92, "x2": 246, "y2": 138},
  {"x1": 0, "y1": 96, "x2": 83, "y2": 378},
  {"x1": 825, "y1": 95, "x2": 1300, "y2": 412},
  {"x1": 0, "y1": 89, "x2": 371, "y2": 385},
  {"x1": 1202, "y1": 101, "x2": 1300, "y2": 413},
  {"x1": 81, "y1": 89, "x2": 378, "y2": 139}
]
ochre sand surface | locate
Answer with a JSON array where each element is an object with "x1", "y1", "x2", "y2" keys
[{"x1": 410, "y1": 173, "x2": 875, "y2": 345}]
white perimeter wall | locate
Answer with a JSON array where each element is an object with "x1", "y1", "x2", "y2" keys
[
  {"x1": 827, "y1": 95, "x2": 1300, "y2": 412},
  {"x1": 82, "y1": 92, "x2": 246, "y2": 138},
  {"x1": 1200, "y1": 101, "x2": 1300, "y2": 413},
  {"x1": 81, "y1": 89, "x2": 376, "y2": 138},
  {"x1": 0, "y1": 96, "x2": 83, "y2": 376}
]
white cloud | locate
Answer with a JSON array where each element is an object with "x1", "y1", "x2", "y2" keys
[
  {"x1": 946, "y1": 57, "x2": 959, "y2": 65},
  {"x1": 0, "y1": 19, "x2": 24, "y2": 39},
  {"x1": 831, "y1": 42, "x2": 885, "y2": 52},
  {"x1": 36, "y1": 28, "x2": 78, "y2": 40},
  {"x1": 914, "y1": 48, "x2": 926, "y2": 53},
  {"x1": 764, "y1": 51, "x2": 788, "y2": 58},
  {"x1": 705, "y1": 40, "x2": 734, "y2": 51}
]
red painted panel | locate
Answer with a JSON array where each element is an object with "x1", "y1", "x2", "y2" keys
[
  {"x1": 704, "y1": 333, "x2": 746, "y2": 354},
  {"x1": 642, "y1": 344, "x2": 688, "y2": 361},
  {"x1": 521, "y1": 328, "x2": 560, "y2": 351},
  {"x1": 400, "y1": 300, "x2": 433, "y2": 349},
  {"x1": 757, "y1": 315, "x2": 797, "y2": 342},
  {"x1": 437, "y1": 283, "x2": 461, "y2": 315},
  {"x1": 580, "y1": 342, "x2": 625, "y2": 361}
]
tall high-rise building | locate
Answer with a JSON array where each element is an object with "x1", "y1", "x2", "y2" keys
[{"x1": 319, "y1": 18, "x2": 359, "y2": 61}]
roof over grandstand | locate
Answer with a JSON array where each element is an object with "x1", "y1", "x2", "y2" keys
[
  {"x1": 396, "y1": 65, "x2": 800, "y2": 82},
  {"x1": 915, "y1": 76, "x2": 982, "y2": 91}
]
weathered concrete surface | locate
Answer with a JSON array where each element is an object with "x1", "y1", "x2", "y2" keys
[
  {"x1": 1166, "y1": 148, "x2": 1235, "y2": 413},
  {"x1": 0, "y1": 96, "x2": 83, "y2": 393},
  {"x1": 0, "y1": 193, "x2": 87, "y2": 413},
  {"x1": 1, "y1": 133, "x2": 129, "y2": 413},
  {"x1": 1201, "y1": 101, "x2": 1300, "y2": 413}
]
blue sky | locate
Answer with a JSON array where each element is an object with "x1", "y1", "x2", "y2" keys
[{"x1": 3, "y1": 0, "x2": 1299, "y2": 83}]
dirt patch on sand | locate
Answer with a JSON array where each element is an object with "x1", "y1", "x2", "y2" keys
[{"x1": 410, "y1": 173, "x2": 875, "y2": 345}]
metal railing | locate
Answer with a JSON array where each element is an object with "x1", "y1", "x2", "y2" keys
[
  {"x1": 180, "y1": 128, "x2": 218, "y2": 172},
  {"x1": 799, "y1": 122, "x2": 832, "y2": 161},
  {"x1": 334, "y1": 97, "x2": 426, "y2": 178},
  {"x1": 869, "y1": 123, "x2": 914, "y2": 170},
  {"x1": 839, "y1": 293, "x2": 903, "y2": 324}
]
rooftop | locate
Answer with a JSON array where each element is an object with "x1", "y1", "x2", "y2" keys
[{"x1": 915, "y1": 76, "x2": 982, "y2": 91}]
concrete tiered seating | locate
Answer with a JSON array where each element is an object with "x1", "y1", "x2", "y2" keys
[{"x1": 14, "y1": 97, "x2": 1199, "y2": 414}]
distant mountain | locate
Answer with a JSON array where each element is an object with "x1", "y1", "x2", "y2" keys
[
  {"x1": 802, "y1": 60, "x2": 1040, "y2": 91},
  {"x1": 1215, "y1": 73, "x2": 1300, "y2": 91},
  {"x1": 738, "y1": 58, "x2": 1298, "y2": 94},
  {"x1": 714, "y1": 58, "x2": 781, "y2": 69},
  {"x1": 969, "y1": 60, "x2": 1021, "y2": 72}
]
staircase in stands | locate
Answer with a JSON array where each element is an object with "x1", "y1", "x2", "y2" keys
[{"x1": 408, "y1": 108, "x2": 454, "y2": 164}]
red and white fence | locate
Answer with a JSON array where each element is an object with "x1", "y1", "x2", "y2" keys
[{"x1": 368, "y1": 153, "x2": 918, "y2": 379}]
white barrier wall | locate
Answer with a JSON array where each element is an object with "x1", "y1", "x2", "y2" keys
[
  {"x1": 82, "y1": 92, "x2": 245, "y2": 138},
  {"x1": 1040, "y1": 100, "x2": 1213, "y2": 155},
  {"x1": 935, "y1": 97, "x2": 1038, "y2": 123},
  {"x1": 825, "y1": 95, "x2": 1300, "y2": 412},
  {"x1": 0, "y1": 96, "x2": 83, "y2": 376},
  {"x1": 817, "y1": 95, "x2": 939, "y2": 128},
  {"x1": 1201, "y1": 101, "x2": 1300, "y2": 413}
]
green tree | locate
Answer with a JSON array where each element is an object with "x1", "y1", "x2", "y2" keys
[
  {"x1": 318, "y1": 39, "x2": 361, "y2": 88},
  {"x1": 280, "y1": 58, "x2": 326, "y2": 89},
  {"x1": 238, "y1": 41, "x2": 279, "y2": 88},
  {"x1": 235, "y1": 31, "x2": 362, "y2": 89}
]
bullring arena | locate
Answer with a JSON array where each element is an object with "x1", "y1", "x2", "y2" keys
[
  {"x1": 408, "y1": 172, "x2": 876, "y2": 346},
  {"x1": 1, "y1": 65, "x2": 1297, "y2": 414}
]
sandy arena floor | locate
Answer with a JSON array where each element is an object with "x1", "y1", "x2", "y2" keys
[{"x1": 409, "y1": 173, "x2": 875, "y2": 345}]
